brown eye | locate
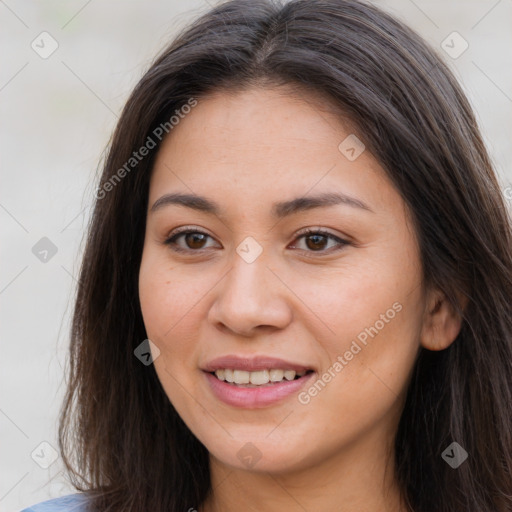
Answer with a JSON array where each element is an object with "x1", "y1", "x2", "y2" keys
[
  {"x1": 304, "y1": 233, "x2": 329, "y2": 251},
  {"x1": 183, "y1": 232, "x2": 208, "y2": 249},
  {"x1": 164, "y1": 229, "x2": 217, "y2": 253},
  {"x1": 291, "y1": 229, "x2": 349, "y2": 254},
  {"x1": 164, "y1": 227, "x2": 349, "y2": 256}
]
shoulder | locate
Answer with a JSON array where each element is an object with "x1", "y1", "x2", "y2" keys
[{"x1": 20, "y1": 493, "x2": 92, "y2": 512}]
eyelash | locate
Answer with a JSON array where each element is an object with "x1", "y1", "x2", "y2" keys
[{"x1": 163, "y1": 226, "x2": 349, "y2": 256}]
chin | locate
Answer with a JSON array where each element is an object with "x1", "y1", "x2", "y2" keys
[{"x1": 203, "y1": 434, "x2": 317, "y2": 475}]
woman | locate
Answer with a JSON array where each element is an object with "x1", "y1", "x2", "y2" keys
[{"x1": 22, "y1": 0, "x2": 512, "y2": 510}]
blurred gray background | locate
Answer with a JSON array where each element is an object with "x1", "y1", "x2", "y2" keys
[{"x1": 1, "y1": 1, "x2": 511, "y2": 511}]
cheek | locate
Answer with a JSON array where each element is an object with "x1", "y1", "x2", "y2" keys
[
  {"x1": 139, "y1": 256, "x2": 170, "y2": 338},
  {"x1": 138, "y1": 252, "x2": 205, "y2": 413},
  {"x1": 292, "y1": 247, "x2": 424, "y2": 405},
  {"x1": 316, "y1": 289, "x2": 423, "y2": 421},
  {"x1": 138, "y1": 249, "x2": 213, "y2": 378},
  {"x1": 287, "y1": 256, "x2": 416, "y2": 351},
  {"x1": 296, "y1": 299, "x2": 422, "y2": 455},
  {"x1": 139, "y1": 248, "x2": 192, "y2": 336}
]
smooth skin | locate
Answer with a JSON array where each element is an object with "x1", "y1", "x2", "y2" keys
[{"x1": 138, "y1": 86, "x2": 463, "y2": 512}]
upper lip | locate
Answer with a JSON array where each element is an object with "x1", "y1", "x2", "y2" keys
[{"x1": 202, "y1": 355, "x2": 314, "y2": 373}]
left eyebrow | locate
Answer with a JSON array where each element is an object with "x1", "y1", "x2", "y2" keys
[{"x1": 149, "y1": 191, "x2": 374, "y2": 217}]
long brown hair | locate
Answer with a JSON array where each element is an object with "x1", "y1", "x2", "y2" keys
[{"x1": 58, "y1": 0, "x2": 512, "y2": 510}]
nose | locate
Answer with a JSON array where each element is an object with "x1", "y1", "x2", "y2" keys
[{"x1": 207, "y1": 246, "x2": 293, "y2": 337}]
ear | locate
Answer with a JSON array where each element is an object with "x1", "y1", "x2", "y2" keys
[{"x1": 420, "y1": 288, "x2": 466, "y2": 351}]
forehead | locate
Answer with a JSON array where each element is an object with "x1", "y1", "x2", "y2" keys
[
  {"x1": 148, "y1": 86, "x2": 400, "y2": 219},
  {"x1": 162, "y1": 86, "x2": 348, "y2": 150}
]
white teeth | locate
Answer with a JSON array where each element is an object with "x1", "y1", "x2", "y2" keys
[
  {"x1": 284, "y1": 370, "x2": 296, "y2": 381},
  {"x1": 213, "y1": 368, "x2": 307, "y2": 385},
  {"x1": 233, "y1": 370, "x2": 250, "y2": 384},
  {"x1": 250, "y1": 370, "x2": 269, "y2": 385},
  {"x1": 269, "y1": 369, "x2": 284, "y2": 382}
]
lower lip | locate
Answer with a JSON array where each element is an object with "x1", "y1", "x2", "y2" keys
[{"x1": 204, "y1": 371, "x2": 315, "y2": 408}]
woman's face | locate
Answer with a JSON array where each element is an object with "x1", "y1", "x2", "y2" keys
[{"x1": 138, "y1": 86, "x2": 428, "y2": 474}]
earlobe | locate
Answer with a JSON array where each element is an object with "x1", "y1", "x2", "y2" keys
[{"x1": 420, "y1": 289, "x2": 465, "y2": 351}]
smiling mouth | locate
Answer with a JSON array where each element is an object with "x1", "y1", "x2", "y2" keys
[{"x1": 208, "y1": 368, "x2": 315, "y2": 387}]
